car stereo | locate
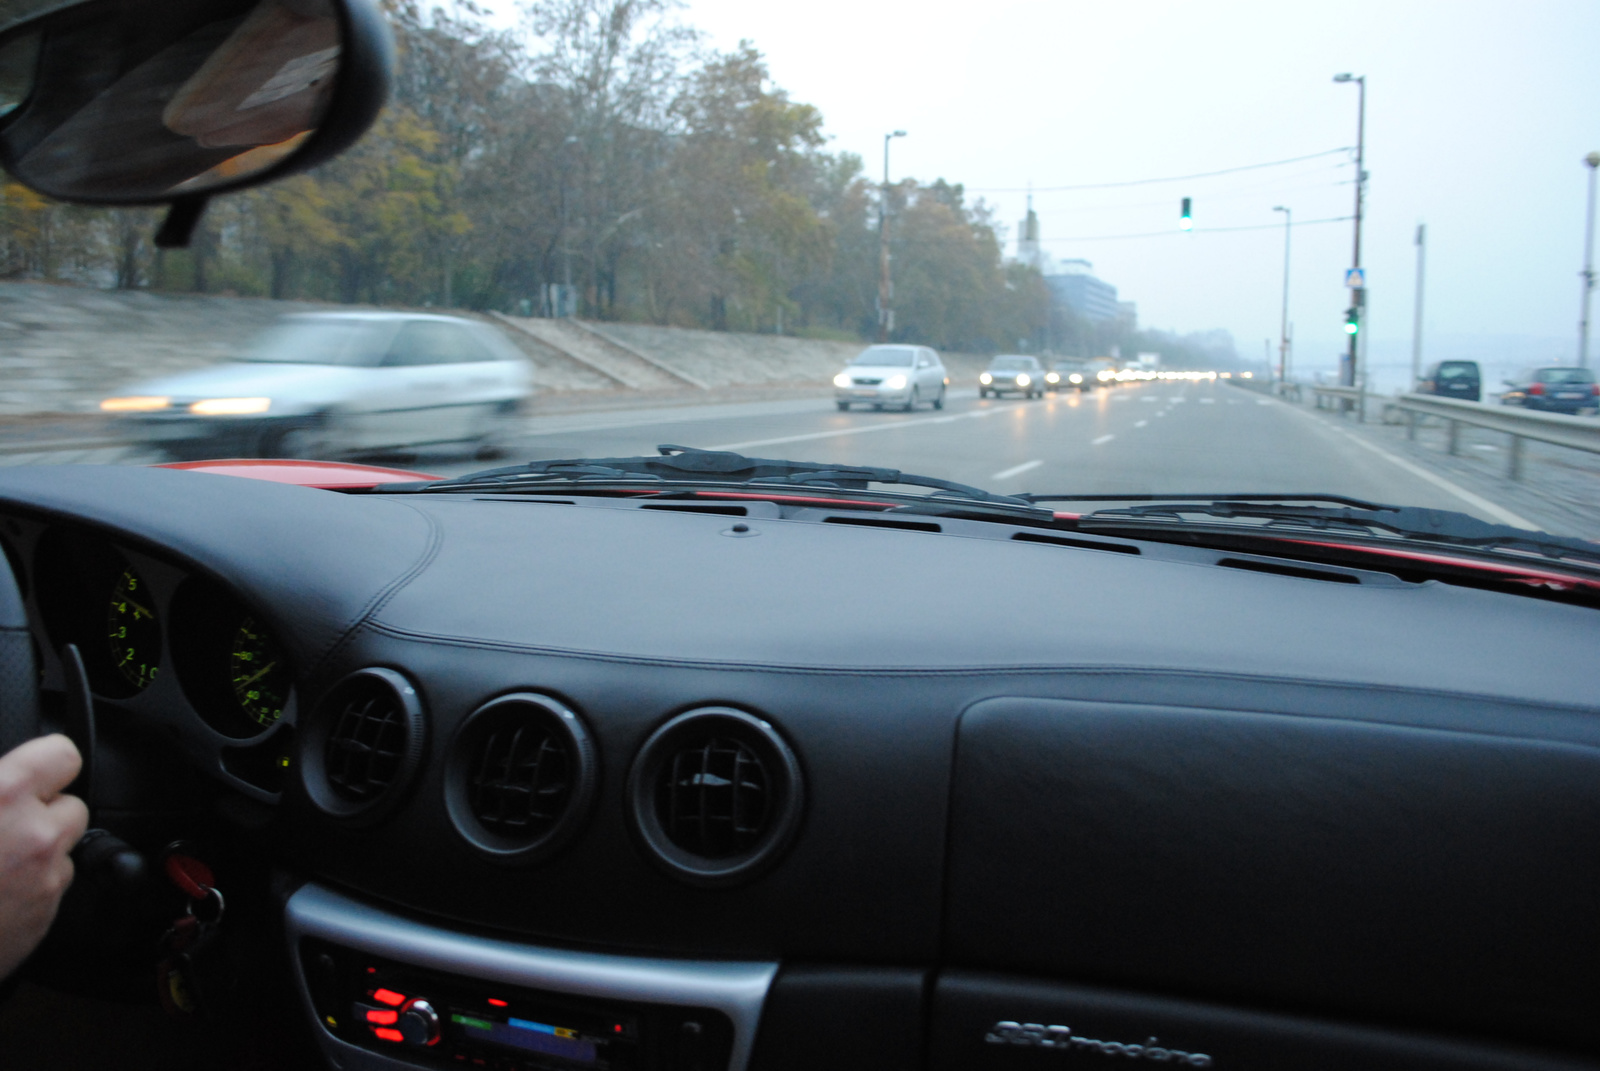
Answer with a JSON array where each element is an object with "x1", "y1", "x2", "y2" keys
[{"x1": 300, "y1": 938, "x2": 734, "y2": 1071}]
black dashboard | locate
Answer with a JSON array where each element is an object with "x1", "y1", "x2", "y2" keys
[{"x1": 3, "y1": 463, "x2": 1600, "y2": 1071}]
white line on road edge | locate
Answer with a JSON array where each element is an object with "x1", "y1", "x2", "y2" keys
[
  {"x1": 992, "y1": 459, "x2": 1043, "y2": 480},
  {"x1": 1331, "y1": 427, "x2": 1538, "y2": 530},
  {"x1": 1092, "y1": 434, "x2": 1115, "y2": 445},
  {"x1": 710, "y1": 403, "x2": 1022, "y2": 452}
]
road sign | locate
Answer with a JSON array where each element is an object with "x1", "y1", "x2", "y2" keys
[{"x1": 1345, "y1": 268, "x2": 1366, "y2": 288}]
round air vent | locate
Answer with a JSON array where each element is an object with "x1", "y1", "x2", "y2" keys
[
  {"x1": 300, "y1": 668, "x2": 426, "y2": 823},
  {"x1": 628, "y1": 707, "x2": 804, "y2": 887},
  {"x1": 444, "y1": 693, "x2": 597, "y2": 864}
]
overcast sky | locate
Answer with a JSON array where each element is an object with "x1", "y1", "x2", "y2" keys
[{"x1": 653, "y1": 0, "x2": 1596, "y2": 377}]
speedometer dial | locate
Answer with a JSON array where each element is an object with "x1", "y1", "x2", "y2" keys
[
  {"x1": 106, "y1": 565, "x2": 161, "y2": 689},
  {"x1": 229, "y1": 616, "x2": 290, "y2": 728}
]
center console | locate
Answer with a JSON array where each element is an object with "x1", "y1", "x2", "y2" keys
[{"x1": 284, "y1": 884, "x2": 777, "y2": 1071}]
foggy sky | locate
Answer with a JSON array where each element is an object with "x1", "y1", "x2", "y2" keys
[{"x1": 676, "y1": 0, "x2": 1599, "y2": 377}]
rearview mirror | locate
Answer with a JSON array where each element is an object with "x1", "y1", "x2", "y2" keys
[{"x1": 0, "y1": 0, "x2": 390, "y2": 240}]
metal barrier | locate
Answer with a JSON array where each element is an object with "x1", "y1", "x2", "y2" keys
[
  {"x1": 1391, "y1": 393, "x2": 1600, "y2": 480},
  {"x1": 1311, "y1": 384, "x2": 1370, "y2": 421}
]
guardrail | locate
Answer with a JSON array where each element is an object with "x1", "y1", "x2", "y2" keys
[
  {"x1": 1311, "y1": 384, "x2": 1375, "y2": 421},
  {"x1": 1390, "y1": 392, "x2": 1600, "y2": 480}
]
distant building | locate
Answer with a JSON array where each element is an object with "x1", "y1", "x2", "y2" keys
[
  {"x1": 1045, "y1": 259, "x2": 1120, "y2": 323},
  {"x1": 1016, "y1": 193, "x2": 1042, "y2": 272},
  {"x1": 1117, "y1": 301, "x2": 1138, "y2": 331}
]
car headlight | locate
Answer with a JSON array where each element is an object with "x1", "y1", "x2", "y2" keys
[
  {"x1": 1016, "y1": 374, "x2": 1031, "y2": 387},
  {"x1": 833, "y1": 372, "x2": 851, "y2": 388},
  {"x1": 885, "y1": 374, "x2": 908, "y2": 390},
  {"x1": 1068, "y1": 373, "x2": 1083, "y2": 384},
  {"x1": 1045, "y1": 372, "x2": 1059, "y2": 383},
  {"x1": 980, "y1": 373, "x2": 993, "y2": 384},
  {"x1": 189, "y1": 397, "x2": 272, "y2": 415},
  {"x1": 100, "y1": 396, "x2": 170, "y2": 412}
]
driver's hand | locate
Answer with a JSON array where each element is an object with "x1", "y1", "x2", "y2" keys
[{"x1": 0, "y1": 735, "x2": 88, "y2": 980}]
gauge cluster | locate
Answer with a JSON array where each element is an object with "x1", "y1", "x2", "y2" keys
[{"x1": 6, "y1": 514, "x2": 297, "y2": 801}]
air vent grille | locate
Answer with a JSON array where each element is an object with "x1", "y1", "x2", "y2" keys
[
  {"x1": 325, "y1": 688, "x2": 408, "y2": 802},
  {"x1": 301, "y1": 668, "x2": 426, "y2": 823},
  {"x1": 629, "y1": 708, "x2": 804, "y2": 886},
  {"x1": 469, "y1": 717, "x2": 574, "y2": 838},
  {"x1": 445, "y1": 694, "x2": 596, "y2": 863},
  {"x1": 658, "y1": 735, "x2": 770, "y2": 858}
]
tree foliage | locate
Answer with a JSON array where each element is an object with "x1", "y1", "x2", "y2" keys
[{"x1": 0, "y1": 0, "x2": 1059, "y2": 353}]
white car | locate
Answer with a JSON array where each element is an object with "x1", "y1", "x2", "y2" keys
[
  {"x1": 101, "y1": 312, "x2": 534, "y2": 459},
  {"x1": 833, "y1": 344, "x2": 948, "y2": 411}
]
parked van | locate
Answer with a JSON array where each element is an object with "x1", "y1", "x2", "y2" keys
[{"x1": 1417, "y1": 360, "x2": 1481, "y2": 402}]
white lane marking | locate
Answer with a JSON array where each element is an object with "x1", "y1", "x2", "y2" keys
[
  {"x1": 1199, "y1": 397, "x2": 1216, "y2": 404},
  {"x1": 1155, "y1": 411, "x2": 1166, "y2": 417},
  {"x1": 1167, "y1": 396, "x2": 1184, "y2": 402},
  {"x1": 709, "y1": 403, "x2": 1023, "y2": 451},
  {"x1": 1256, "y1": 399, "x2": 1273, "y2": 405},
  {"x1": 1135, "y1": 420, "x2": 1148, "y2": 428},
  {"x1": 1140, "y1": 397, "x2": 1160, "y2": 403},
  {"x1": 992, "y1": 459, "x2": 1043, "y2": 480},
  {"x1": 1329, "y1": 425, "x2": 1538, "y2": 529},
  {"x1": 1170, "y1": 397, "x2": 1187, "y2": 403},
  {"x1": 1092, "y1": 434, "x2": 1114, "y2": 445}
]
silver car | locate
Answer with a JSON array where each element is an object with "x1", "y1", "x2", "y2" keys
[
  {"x1": 833, "y1": 344, "x2": 948, "y2": 411},
  {"x1": 101, "y1": 312, "x2": 534, "y2": 459}
]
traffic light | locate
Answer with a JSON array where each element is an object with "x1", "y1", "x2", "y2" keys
[
  {"x1": 1344, "y1": 307, "x2": 1359, "y2": 335},
  {"x1": 1179, "y1": 197, "x2": 1193, "y2": 231}
]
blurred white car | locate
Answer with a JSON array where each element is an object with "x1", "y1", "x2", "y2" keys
[
  {"x1": 102, "y1": 312, "x2": 534, "y2": 459},
  {"x1": 832, "y1": 344, "x2": 948, "y2": 411}
]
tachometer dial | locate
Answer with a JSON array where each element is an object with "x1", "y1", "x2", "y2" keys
[
  {"x1": 106, "y1": 565, "x2": 161, "y2": 689},
  {"x1": 229, "y1": 616, "x2": 290, "y2": 728}
]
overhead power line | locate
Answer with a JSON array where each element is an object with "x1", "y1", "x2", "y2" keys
[
  {"x1": 971, "y1": 148, "x2": 1353, "y2": 194},
  {"x1": 1038, "y1": 215, "x2": 1353, "y2": 243}
]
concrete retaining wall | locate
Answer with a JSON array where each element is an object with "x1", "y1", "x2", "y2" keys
[{"x1": 0, "y1": 282, "x2": 995, "y2": 414}]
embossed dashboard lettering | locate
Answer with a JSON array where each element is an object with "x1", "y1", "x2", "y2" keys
[{"x1": 984, "y1": 1021, "x2": 1213, "y2": 1066}]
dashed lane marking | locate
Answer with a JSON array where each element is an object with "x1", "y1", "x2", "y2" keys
[
  {"x1": 1092, "y1": 434, "x2": 1115, "y2": 445},
  {"x1": 992, "y1": 459, "x2": 1043, "y2": 480},
  {"x1": 710, "y1": 402, "x2": 1024, "y2": 451},
  {"x1": 1135, "y1": 420, "x2": 1148, "y2": 428}
]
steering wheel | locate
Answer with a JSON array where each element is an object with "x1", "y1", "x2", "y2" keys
[{"x1": 0, "y1": 546, "x2": 38, "y2": 756}]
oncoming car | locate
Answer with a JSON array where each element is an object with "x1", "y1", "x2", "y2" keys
[
  {"x1": 978, "y1": 354, "x2": 1044, "y2": 398},
  {"x1": 1045, "y1": 359, "x2": 1090, "y2": 392},
  {"x1": 101, "y1": 312, "x2": 534, "y2": 460},
  {"x1": 833, "y1": 344, "x2": 948, "y2": 411}
]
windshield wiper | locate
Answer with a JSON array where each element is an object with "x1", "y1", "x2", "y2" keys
[
  {"x1": 386, "y1": 445, "x2": 1039, "y2": 509},
  {"x1": 1052, "y1": 496, "x2": 1600, "y2": 569}
]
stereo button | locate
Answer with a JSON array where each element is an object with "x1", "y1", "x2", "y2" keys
[{"x1": 399, "y1": 998, "x2": 440, "y2": 1046}]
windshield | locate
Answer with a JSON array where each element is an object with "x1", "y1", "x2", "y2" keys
[
  {"x1": 239, "y1": 320, "x2": 382, "y2": 366},
  {"x1": 852, "y1": 347, "x2": 915, "y2": 367},
  {"x1": 5, "y1": 1, "x2": 1597, "y2": 549}
]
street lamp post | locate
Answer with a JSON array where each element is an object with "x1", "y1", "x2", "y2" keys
[
  {"x1": 1273, "y1": 205, "x2": 1291, "y2": 384},
  {"x1": 1411, "y1": 223, "x2": 1426, "y2": 386},
  {"x1": 878, "y1": 130, "x2": 906, "y2": 343},
  {"x1": 1334, "y1": 73, "x2": 1366, "y2": 392},
  {"x1": 1579, "y1": 151, "x2": 1599, "y2": 369}
]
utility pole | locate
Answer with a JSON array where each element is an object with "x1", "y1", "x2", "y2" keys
[
  {"x1": 1411, "y1": 223, "x2": 1426, "y2": 385},
  {"x1": 1579, "y1": 151, "x2": 1599, "y2": 369},
  {"x1": 1334, "y1": 74, "x2": 1366, "y2": 389},
  {"x1": 1273, "y1": 205, "x2": 1291, "y2": 383},
  {"x1": 878, "y1": 130, "x2": 906, "y2": 343}
]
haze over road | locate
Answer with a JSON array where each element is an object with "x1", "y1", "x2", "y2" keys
[{"x1": 413, "y1": 382, "x2": 1533, "y2": 529}]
